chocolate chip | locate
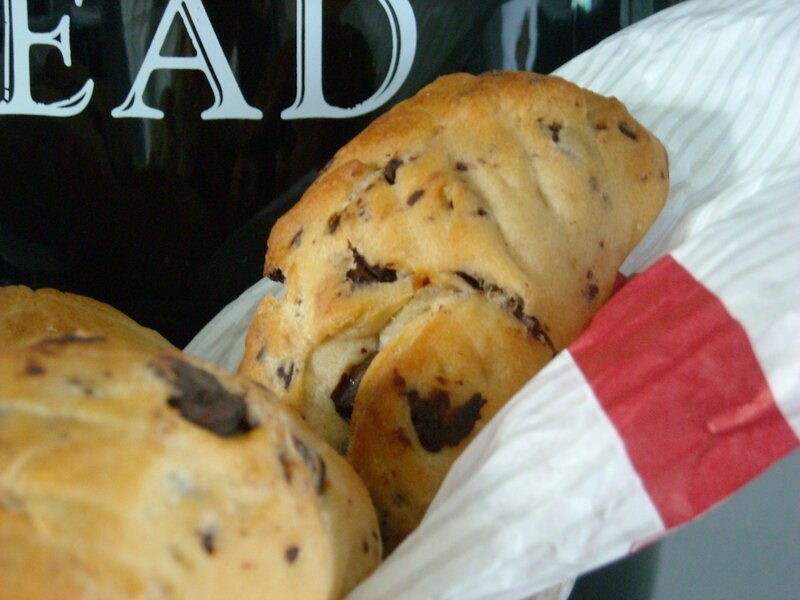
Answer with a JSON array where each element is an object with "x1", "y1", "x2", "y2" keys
[
  {"x1": 256, "y1": 346, "x2": 267, "y2": 362},
  {"x1": 586, "y1": 283, "x2": 600, "y2": 302},
  {"x1": 292, "y1": 435, "x2": 328, "y2": 495},
  {"x1": 346, "y1": 247, "x2": 397, "y2": 285},
  {"x1": 618, "y1": 122, "x2": 638, "y2": 141},
  {"x1": 362, "y1": 540, "x2": 370, "y2": 554},
  {"x1": 267, "y1": 268, "x2": 285, "y2": 283},
  {"x1": 356, "y1": 197, "x2": 369, "y2": 220},
  {"x1": 455, "y1": 161, "x2": 468, "y2": 171},
  {"x1": 330, "y1": 353, "x2": 376, "y2": 421},
  {"x1": 587, "y1": 270, "x2": 594, "y2": 280},
  {"x1": 455, "y1": 271, "x2": 484, "y2": 290},
  {"x1": 198, "y1": 527, "x2": 217, "y2": 555},
  {"x1": 155, "y1": 358, "x2": 256, "y2": 437},
  {"x1": 383, "y1": 158, "x2": 402, "y2": 184},
  {"x1": 405, "y1": 389, "x2": 487, "y2": 453},
  {"x1": 278, "y1": 451, "x2": 293, "y2": 483},
  {"x1": 595, "y1": 121, "x2": 608, "y2": 131},
  {"x1": 276, "y1": 363, "x2": 295, "y2": 389},
  {"x1": 407, "y1": 189, "x2": 425, "y2": 206},
  {"x1": 23, "y1": 359, "x2": 45, "y2": 376},
  {"x1": 316, "y1": 458, "x2": 328, "y2": 495},
  {"x1": 328, "y1": 212, "x2": 341, "y2": 234},
  {"x1": 285, "y1": 546, "x2": 300, "y2": 563},
  {"x1": 476, "y1": 208, "x2": 488, "y2": 217},
  {"x1": 548, "y1": 123, "x2": 562, "y2": 143}
]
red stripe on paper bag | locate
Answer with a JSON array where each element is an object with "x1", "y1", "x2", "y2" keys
[{"x1": 571, "y1": 255, "x2": 799, "y2": 528}]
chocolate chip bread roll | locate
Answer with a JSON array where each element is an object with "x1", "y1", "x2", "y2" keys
[
  {"x1": 239, "y1": 71, "x2": 669, "y2": 550},
  {"x1": 0, "y1": 337, "x2": 381, "y2": 599}
]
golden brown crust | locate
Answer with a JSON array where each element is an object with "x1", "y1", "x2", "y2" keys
[
  {"x1": 0, "y1": 286, "x2": 174, "y2": 350},
  {"x1": 0, "y1": 338, "x2": 380, "y2": 599},
  {"x1": 239, "y1": 71, "x2": 669, "y2": 550}
]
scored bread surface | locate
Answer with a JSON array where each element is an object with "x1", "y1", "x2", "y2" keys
[
  {"x1": 0, "y1": 337, "x2": 381, "y2": 599},
  {"x1": 239, "y1": 71, "x2": 669, "y2": 550}
]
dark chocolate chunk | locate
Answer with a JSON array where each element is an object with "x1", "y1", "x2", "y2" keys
[
  {"x1": 383, "y1": 158, "x2": 403, "y2": 184},
  {"x1": 285, "y1": 546, "x2": 300, "y2": 563},
  {"x1": 328, "y1": 212, "x2": 342, "y2": 234},
  {"x1": 618, "y1": 122, "x2": 638, "y2": 141},
  {"x1": 405, "y1": 389, "x2": 487, "y2": 453},
  {"x1": 346, "y1": 247, "x2": 397, "y2": 285},
  {"x1": 292, "y1": 435, "x2": 328, "y2": 495},
  {"x1": 267, "y1": 268, "x2": 285, "y2": 283},
  {"x1": 548, "y1": 123, "x2": 562, "y2": 143},
  {"x1": 330, "y1": 353, "x2": 376, "y2": 420},
  {"x1": 198, "y1": 527, "x2": 216, "y2": 555},
  {"x1": 455, "y1": 271, "x2": 484, "y2": 290},
  {"x1": 356, "y1": 197, "x2": 370, "y2": 220},
  {"x1": 407, "y1": 189, "x2": 425, "y2": 206},
  {"x1": 156, "y1": 357, "x2": 256, "y2": 437},
  {"x1": 276, "y1": 363, "x2": 295, "y2": 389},
  {"x1": 278, "y1": 451, "x2": 293, "y2": 483},
  {"x1": 23, "y1": 359, "x2": 45, "y2": 376}
]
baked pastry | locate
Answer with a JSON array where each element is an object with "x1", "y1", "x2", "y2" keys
[
  {"x1": 0, "y1": 336, "x2": 381, "y2": 599},
  {"x1": 239, "y1": 71, "x2": 669, "y2": 550},
  {"x1": 0, "y1": 285, "x2": 173, "y2": 349}
]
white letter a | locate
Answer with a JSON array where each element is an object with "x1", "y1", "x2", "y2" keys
[{"x1": 112, "y1": 0, "x2": 261, "y2": 120}]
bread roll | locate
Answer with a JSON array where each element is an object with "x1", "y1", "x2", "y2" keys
[
  {"x1": 0, "y1": 286, "x2": 173, "y2": 349},
  {"x1": 0, "y1": 337, "x2": 381, "y2": 599},
  {"x1": 239, "y1": 71, "x2": 669, "y2": 550}
]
